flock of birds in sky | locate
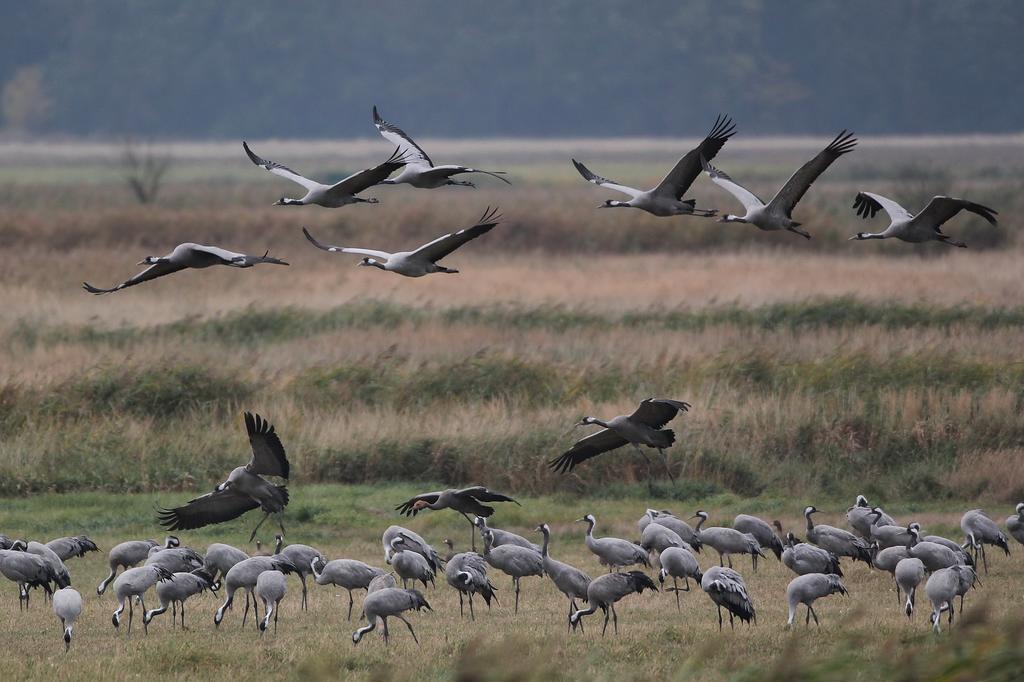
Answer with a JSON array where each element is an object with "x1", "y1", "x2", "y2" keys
[
  {"x1": 81, "y1": 107, "x2": 999, "y2": 293},
  {"x1": 4, "y1": 107, "x2": 1004, "y2": 651}
]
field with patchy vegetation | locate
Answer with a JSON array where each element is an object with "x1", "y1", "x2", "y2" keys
[{"x1": 1, "y1": 136, "x2": 1023, "y2": 679}]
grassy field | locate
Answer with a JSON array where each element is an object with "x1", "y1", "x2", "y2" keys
[
  {"x1": 1, "y1": 485, "x2": 1023, "y2": 681},
  {"x1": 1, "y1": 136, "x2": 1023, "y2": 679}
]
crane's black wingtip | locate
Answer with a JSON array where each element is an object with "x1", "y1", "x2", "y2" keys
[{"x1": 372, "y1": 105, "x2": 381, "y2": 122}]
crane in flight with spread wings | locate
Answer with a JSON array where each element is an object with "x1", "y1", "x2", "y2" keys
[
  {"x1": 848, "y1": 192, "x2": 997, "y2": 247},
  {"x1": 394, "y1": 486, "x2": 521, "y2": 551},
  {"x1": 158, "y1": 413, "x2": 290, "y2": 541}
]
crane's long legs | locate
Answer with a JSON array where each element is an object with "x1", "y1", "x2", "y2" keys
[
  {"x1": 717, "y1": 604, "x2": 723, "y2": 631},
  {"x1": 513, "y1": 577, "x2": 521, "y2": 614},
  {"x1": 249, "y1": 512, "x2": 272, "y2": 542},
  {"x1": 347, "y1": 590, "x2": 355, "y2": 620},
  {"x1": 398, "y1": 615, "x2": 419, "y2": 644},
  {"x1": 657, "y1": 448, "x2": 677, "y2": 484},
  {"x1": 601, "y1": 605, "x2": 610, "y2": 636},
  {"x1": 611, "y1": 604, "x2": 618, "y2": 634},
  {"x1": 468, "y1": 592, "x2": 475, "y2": 620},
  {"x1": 673, "y1": 577, "x2": 681, "y2": 611},
  {"x1": 299, "y1": 574, "x2": 308, "y2": 611},
  {"x1": 461, "y1": 513, "x2": 476, "y2": 552}
]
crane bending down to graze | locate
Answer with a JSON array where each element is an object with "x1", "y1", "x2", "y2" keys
[
  {"x1": 146, "y1": 545, "x2": 204, "y2": 573},
  {"x1": 158, "y1": 413, "x2": 290, "y2": 542},
  {"x1": 143, "y1": 568, "x2": 214, "y2": 629},
  {"x1": 111, "y1": 565, "x2": 175, "y2": 634},
  {"x1": 390, "y1": 536, "x2": 436, "y2": 589},
  {"x1": 203, "y1": 543, "x2": 249, "y2": 589},
  {"x1": 782, "y1": 533, "x2": 842, "y2": 577},
  {"x1": 578, "y1": 514, "x2": 649, "y2": 572},
  {"x1": 444, "y1": 548, "x2": 498, "y2": 620},
  {"x1": 368, "y1": 573, "x2": 397, "y2": 594},
  {"x1": 785, "y1": 573, "x2": 848, "y2": 628},
  {"x1": 46, "y1": 536, "x2": 99, "y2": 563},
  {"x1": 381, "y1": 526, "x2": 443, "y2": 573},
  {"x1": 960, "y1": 509, "x2": 1010, "y2": 573},
  {"x1": 256, "y1": 570, "x2": 288, "y2": 635},
  {"x1": 658, "y1": 546, "x2": 703, "y2": 611},
  {"x1": 550, "y1": 399, "x2": 690, "y2": 481},
  {"x1": 26, "y1": 541, "x2": 71, "y2": 593},
  {"x1": 691, "y1": 511, "x2": 765, "y2": 570},
  {"x1": 214, "y1": 555, "x2": 296, "y2": 629},
  {"x1": 569, "y1": 571, "x2": 657, "y2": 636},
  {"x1": 639, "y1": 509, "x2": 702, "y2": 552},
  {"x1": 536, "y1": 524, "x2": 591, "y2": 628},
  {"x1": 395, "y1": 486, "x2": 520, "y2": 552},
  {"x1": 572, "y1": 116, "x2": 735, "y2": 218},
  {"x1": 701, "y1": 566, "x2": 756, "y2": 630},
  {"x1": 804, "y1": 506, "x2": 873, "y2": 565},
  {"x1": 926, "y1": 567, "x2": 961, "y2": 633},
  {"x1": 475, "y1": 517, "x2": 541, "y2": 553},
  {"x1": 733, "y1": 514, "x2": 784, "y2": 561},
  {"x1": 311, "y1": 557, "x2": 386, "y2": 621},
  {"x1": 0, "y1": 548, "x2": 60, "y2": 609},
  {"x1": 873, "y1": 546, "x2": 910, "y2": 603},
  {"x1": 53, "y1": 587, "x2": 82, "y2": 652},
  {"x1": 849, "y1": 192, "x2": 998, "y2": 247},
  {"x1": 703, "y1": 130, "x2": 856, "y2": 239},
  {"x1": 277, "y1": 540, "x2": 326, "y2": 611},
  {"x1": 895, "y1": 558, "x2": 926, "y2": 619},
  {"x1": 98, "y1": 537, "x2": 177, "y2": 595},
  {"x1": 640, "y1": 519, "x2": 688, "y2": 563},
  {"x1": 481, "y1": 528, "x2": 544, "y2": 614},
  {"x1": 352, "y1": 588, "x2": 432, "y2": 646},
  {"x1": 1006, "y1": 503, "x2": 1024, "y2": 548}
]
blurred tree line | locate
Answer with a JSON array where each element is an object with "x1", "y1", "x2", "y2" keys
[{"x1": 1, "y1": 0, "x2": 1020, "y2": 137}]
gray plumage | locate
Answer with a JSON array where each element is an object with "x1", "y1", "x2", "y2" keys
[
  {"x1": 569, "y1": 570, "x2": 657, "y2": 636},
  {"x1": 895, "y1": 557, "x2": 925, "y2": 618},
  {"x1": 847, "y1": 495, "x2": 895, "y2": 539},
  {"x1": 311, "y1": 557, "x2": 386, "y2": 620},
  {"x1": 960, "y1": 509, "x2": 1010, "y2": 573},
  {"x1": 158, "y1": 412, "x2": 290, "y2": 541},
  {"x1": 382, "y1": 526, "x2": 443, "y2": 573},
  {"x1": 352, "y1": 588, "x2": 432, "y2": 646},
  {"x1": 873, "y1": 546, "x2": 910, "y2": 605},
  {"x1": 244, "y1": 140, "x2": 405, "y2": 207},
  {"x1": 701, "y1": 565, "x2": 755, "y2": 630},
  {"x1": 481, "y1": 528, "x2": 544, "y2": 614},
  {"x1": 53, "y1": 587, "x2": 83, "y2": 652},
  {"x1": 83, "y1": 242, "x2": 287, "y2": 294},
  {"x1": 214, "y1": 555, "x2": 296, "y2": 629},
  {"x1": 390, "y1": 536, "x2": 436, "y2": 589},
  {"x1": 97, "y1": 536, "x2": 176, "y2": 595},
  {"x1": 640, "y1": 519, "x2": 688, "y2": 558},
  {"x1": 0, "y1": 548, "x2": 60, "y2": 609},
  {"x1": 111, "y1": 564, "x2": 175, "y2": 634},
  {"x1": 692, "y1": 511, "x2": 766, "y2": 570},
  {"x1": 804, "y1": 506, "x2": 873, "y2": 565},
  {"x1": 143, "y1": 568, "x2": 214, "y2": 629},
  {"x1": 395, "y1": 484, "x2": 519, "y2": 552},
  {"x1": 256, "y1": 570, "x2": 288, "y2": 635},
  {"x1": 367, "y1": 572, "x2": 398, "y2": 594},
  {"x1": 906, "y1": 526, "x2": 964, "y2": 572},
  {"x1": 475, "y1": 516, "x2": 541, "y2": 553},
  {"x1": 26, "y1": 541, "x2": 71, "y2": 589},
  {"x1": 203, "y1": 543, "x2": 249, "y2": 588},
  {"x1": 145, "y1": 545, "x2": 204, "y2": 573},
  {"x1": 46, "y1": 536, "x2": 99, "y2": 562},
  {"x1": 733, "y1": 514, "x2": 784, "y2": 560},
  {"x1": 926, "y1": 567, "x2": 961, "y2": 633},
  {"x1": 578, "y1": 514, "x2": 650, "y2": 572},
  {"x1": 781, "y1": 533, "x2": 843, "y2": 577},
  {"x1": 1006, "y1": 503, "x2": 1024, "y2": 547},
  {"x1": 657, "y1": 546, "x2": 703, "y2": 611},
  {"x1": 868, "y1": 508, "x2": 913, "y2": 549},
  {"x1": 537, "y1": 524, "x2": 591, "y2": 627},
  {"x1": 850, "y1": 192, "x2": 998, "y2": 247},
  {"x1": 278, "y1": 538, "x2": 326, "y2": 611},
  {"x1": 639, "y1": 510, "x2": 702, "y2": 552},
  {"x1": 550, "y1": 399, "x2": 691, "y2": 478},
  {"x1": 444, "y1": 550, "x2": 497, "y2": 620},
  {"x1": 785, "y1": 573, "x2": 848, "y2": 627}
]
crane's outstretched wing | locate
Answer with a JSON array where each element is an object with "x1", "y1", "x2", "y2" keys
[
  {"x1": 410, "y1": 207, "x2": 501, "y2": 263},
  {"x1": 852, "y1": 191, "x2": 913, "y2": 223},
  {"x1": 629, "y1": 399, "x2": 690, "y2": 429},
  {"x1": 302, "y1": 228, "x2": 392, "y2": 259},
  {"x1": 244, "y1": 412, "x2": 289, "y2": 478},
  {"x1": 549, "y1": 429, "x2": 630, "y2": 473},
  {"x1": 572, "y1": 159, "x2": 642, "y2": 198},
  {"x1": 767, "y1": 130, "x2": 856, "y2": 216},
  {"x1": 157, "y1": 488, "x2": 261, "y2": 531},
  {"x1": 395, "y1": 491, "x2": 443, "y2": 516},
  {"x1": 912, "y1": 196, "x2": 998, "y2": 232},
  {"x1": 326, "y1": 148, "x2": 407, "y2": 197},
  {"x1": 83, "y1": 261, "x2": 187, "y2": 295},
  {"x1": 417, "y1": 164, "x2": 511, "y2": 185},
  {"x1": 652, "y1": 115, "x2": 736, "y2": 200},
  {"x1": 457, "y1": 486, "x2": 521, "y2": 505},
  {"x1": 373, "y1": 106, "x2": 434, "y2": 167},
  {"x1": 701, "y1": 157, "x2": 764, "y2": 211},
  {"x1": 243, "y1": 141, "x2": 321, "y2": 191}
]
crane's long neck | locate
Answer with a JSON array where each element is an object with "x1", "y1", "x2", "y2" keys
[
  {"x1": 585, "y1": 519, "x2": 595, "y2": 538},
  {"x1": 805, "y1": 513, "x2": 815, "y2": 533},
  {"x1": 693, "y1": 516, "x2": 706, "y2": 532},
  {"x1": 274, "y1": 537, "x2": 283, "y2": 554},
  {"x1": 353, "y1": 621, "x2": 376, "y2": 642},
  {"x1": 590, "y1": 418, "x2": 611, "y2": 429},
  {"x1": 540, "y1": 529, "x2": 550, "y2": 557}
]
